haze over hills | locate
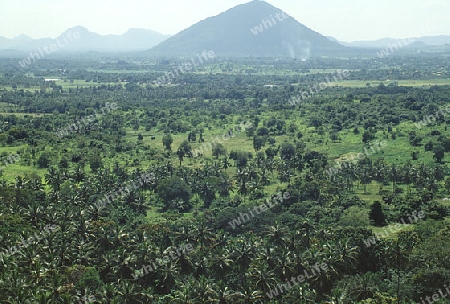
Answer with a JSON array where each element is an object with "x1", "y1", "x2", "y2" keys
[
  {"x1": 334, "y1": 35, "x2": 450, "y2": 48},
  {"x1": 148, "y1": 0, "x2": 345, "y2": 58},
  {"x1": 0, "y1": 26, "x2": 170, "y2": 52},
  {"x1": 0, "y1": 0, "x2": 448, "y2": 58}
]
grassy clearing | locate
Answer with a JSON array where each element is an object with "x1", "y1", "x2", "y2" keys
[
  {"x1": 370, "y1": 223, "x2": 414, "y2": 240},
  {"x1": 0, "y1": 79, "x2": 123, "y2": 92},
  {"x1": 337, "y1": 79, "x2": 450, "y2": 88},
  {"x1": 0, "y1": 112, "x2": 50, "y2": 117},
  {"x1": 1, "y1": 164, "x2": 47, "y2": 180},
  {"x1": 0, "y1": 146, "x2": 24, "y2": 154},
  {"x1": 55, "y1": 79, "x2": 123, "y2": 89}
]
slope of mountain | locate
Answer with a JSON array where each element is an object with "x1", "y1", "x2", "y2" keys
[
  {"x1": 0, "y1": 27, "x2": 170, "y2": 52},
  {"x1": 149, "y1": 0, "x2": 345, "y2": 58}
]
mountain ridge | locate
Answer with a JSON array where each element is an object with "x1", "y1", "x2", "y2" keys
[
  {"x1": 1, "y1": 0, "x2": 448, "y2": 56},
  {"x1": 331, "y1": 35, "x2": 450, "y2": 48},
  {"x1": 0, "y1": 26, "x2": 170, "y2": 52}
]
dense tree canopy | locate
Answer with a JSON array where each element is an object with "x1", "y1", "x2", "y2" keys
[{"x1": 0, "y1": 54, "x2": 449, "y2": 303}]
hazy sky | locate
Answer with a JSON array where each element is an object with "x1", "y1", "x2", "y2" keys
[{"x1": 0, "y1": 0, "x2": 448, "y2": 42}]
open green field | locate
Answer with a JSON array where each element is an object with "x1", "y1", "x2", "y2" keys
[
  {"x1": 337, "y1": 78, "x2": 450, "y2": 88},
  {"x1": 0, "y1": 79, "x2": 124, "y2": 91}
]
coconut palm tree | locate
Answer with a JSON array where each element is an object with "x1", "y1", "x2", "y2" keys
[
  {"x1": 210, "y1": 230, "x2": 229, "y2": 251},
  {"x1": 234, "y1": 284, "x2": 264, "y2": 304},
  {"x1": 344, "y1": 272, "x2": 380, "y2": 302},
  {"x1": 190, "y1": 275, "x2": 219, "y2": 303},
  {"x1": 246, "y1": 262, "x2": 278, "y2": 295},
  {"x1": 116, "y1": 279, "x2": 150, "y2": 303},
  {"x1": 274, "y1": 251, "x2": 295, "y2": 280},
  {"x1": 24, "y1": 203, "x2": 47, "y2": 228},
  {"x1": 232, "y1": 235, "x2": 258, "y2": 274},
  {"x1": 217, "y1": 173, "x2": 235, "y2": 197},
  {"x1": 326, "y1": 287, "x2": 347, "y2": 304},
  {"x1": 255, "y1": 246, "x2": 277, "y2": 270},
  {"x1": 284, "y1": 283, "x2": 317, "y2": 303},
  {"x1": 45, "y1": 167, "x2": 62, "y2": 192},
  {"x1": 173, "y1": 223, "x2": 197, "y2": 246},
  {"x1": 192, "y1": 221, "x2": 215, "y2": 251},
  {"x1": 265, "y1": 224, "x2": 287, "y2": 249},
  {"x1": 209, "y1": 249, "x2": 233, "y2": 279},
  {"x1": 216, "y1": 281, "x2": 241, "y2": 304},
  {"x1": 236, "y1": 168, "x2": 250, "y2": 198}
]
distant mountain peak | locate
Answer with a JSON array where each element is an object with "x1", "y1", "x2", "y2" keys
[
  {"x1": 124, "y1": 28, "x2": 170, "y2": 37},
  {"x1": 126, "y1": 28, "x2": 148, "y2": 33},
  {"x1": 149, "y1": 1, "x2": 344, "y2": 57},
  {"x1": 64, "y1": 26, "x2": 90, "y2": 33},
  {"x1": 12, "y1": 34, "x2": 32, "y2": 41}
]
